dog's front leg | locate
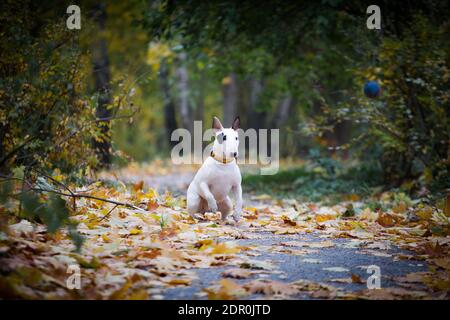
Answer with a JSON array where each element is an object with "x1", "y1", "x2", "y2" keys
[
  {"x1": 232, "y1": 184, "x2": 242, "y2": 222},
  {"x1": 199, "y1": 182, "x2": 218, "y2": 212}
]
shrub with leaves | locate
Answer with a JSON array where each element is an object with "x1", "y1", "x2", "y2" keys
[
  {"x1": 308, "y1": 11, "x2": 449, "y2": 190},
  {"x1": 0, "y1": 1, "x2": 130, "y2": 249},
  {"x1": 0, "y1": 2, "x2": 100, "y2": 178}
]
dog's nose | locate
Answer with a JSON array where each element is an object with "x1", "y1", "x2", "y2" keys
[{"x1": 233, "y1": 152, "x2": 238, "y2": 158}]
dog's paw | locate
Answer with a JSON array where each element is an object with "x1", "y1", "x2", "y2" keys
[
  {"x1": 224, "y1": 219, "x2": 237, "y2": 226},
  {"x1": 208, "y1": 201, "x2": 218, "y2": 213},
  {"x1": 233, "y1": 214, "x2": 241, "y2": 223},
  {"x1": 205, "y1": 211, "x2": 221, "y2": 221}
]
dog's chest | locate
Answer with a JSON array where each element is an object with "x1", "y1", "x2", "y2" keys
[
  {"x1": 200, "y1": 160, "x2": 240, "y2": 199},
  {"x1": 206, "y1": 168, "x2": 235, "y2": 189},
  {"x1": 208, "y1": 175, "x2": 233, "y2": 199}
]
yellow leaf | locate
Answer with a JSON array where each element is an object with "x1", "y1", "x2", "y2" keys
[
  {"x1": 377, "y1": 212, "x2": 396, "y2": 227},
  {"x1": 205, "y1": 279, "x2": 246, "y2": 300},
  {"x1": 359, "y1": 208, "x2": 378, "y2": 221},
  {"x1": 167, "y1": 278, "x2": 191, "y2": 286},
  {"x1": 315, "y1": 214, "x2": 335, "y2": 223},
  {"x1": 145, "y1": 188, "x2": 159, "y2": 200},
  {"x1": 274, "y1": 227, "x2": 299, "y2": 235},
  {"x1": 147, "y1": 200, "x2": 159, "y2": 211},
  {"x1": 351, "y1": 274, "x2": 364, "y2": 284},
  {"x1": 210, "y1": 242, "x2": 241, "y2": 255},
  {"x1": 85, "y1": 221, "x2": 99, "y2": 230},
  {"x1": 415, "y1": 206, "x2": 433, "y2": 220},
  {"x1": 194, "y1": 239, "x2": 214, "y2": 250},
  {"x1": 281, "y1": 215, "x2": 296, "y2": 226},
  {"x1": 150, "y1": 213, "x2": 161, "y2": 222},
  {"x1": 110, "y1": 280, "x2": 132, "y2": 300},
  {"x1": 128, "y1": 289, "x2": 148, "y2": 300},
  {"x1": 102, "y1": 234, "x2": 111, "y2": 243},
  {"x1": 433, "y1": 258, "x2": 450, "y2": 270},
  {"x1": 222, "y1": 269, "x2": 252, "y2": 279},
  {"x1": 129, "y1": 228, "x2": 142, "y2": 235},
  {"x1": 392, "y1": 201, "x2": 407, "y2": 214},
  {"x1": 133, "y1": 180, "x2": 144, "y2": 192}
]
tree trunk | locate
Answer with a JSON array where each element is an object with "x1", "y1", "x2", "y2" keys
[
  {"x1": 176, "y1": 52, "x2": 193, "y2": 132},
  {"x1": 333, "y1": 120, "x2": 351, "y2": 159},
  {"x1": 269, "y1": 96, "x2": 294, "y2": 157},
  {"x1": 91, "y1": 3, "x2": 112, "y2": 168},
  {"x1": 222, "y1": 73, "x2": 238, "y2": 127},
  {"x1": 272, "y1": 96, "x2": 293, "y2": 128},
  {"x1": 0, "y1": 123, "x2": 10, "y2": 175},
  {"x1": 247, "y1": 78, "x2": 266, "y2": 130},
  {"x1": 159, "y1": 61, "x2": 178, "y2": 148},
  {"x1": 194, "y1": 71, "x2": 205, "y2": 122}
]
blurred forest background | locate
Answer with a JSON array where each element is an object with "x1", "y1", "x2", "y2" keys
[
  {"x1": 1, "y1": 0, "x2": 449, "y2": 195},
  {"x1": 0, "y1": 0, "x2": 449, "y2": 298}
]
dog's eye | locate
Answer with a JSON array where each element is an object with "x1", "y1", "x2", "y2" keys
[
  {"x1": 235, "y1": 137, "x2": 238, "y2": 141},
  {"x1": 223, "y1": 135, "x2": 227, "y2": 141}
]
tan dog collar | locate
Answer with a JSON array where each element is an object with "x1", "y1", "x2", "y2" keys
[{"x1": 210, "y1": 151, "x2": 235, "y2": 164}]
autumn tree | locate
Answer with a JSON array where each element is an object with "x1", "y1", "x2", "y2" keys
[
  {"x1": 90, "y1": 2, "x2": 113, "y2": 168},
  {"x1": 0, "y1": 0, "x2": 136, "y2": 247}
]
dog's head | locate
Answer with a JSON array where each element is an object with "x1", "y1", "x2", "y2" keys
[{"x1": 211, "y1": 116, "x2": 240, "y2": 162}]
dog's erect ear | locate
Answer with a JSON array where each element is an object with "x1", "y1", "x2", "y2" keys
[
  {"x1": 212, "y1": 116, "x2": 224, "y2": 132},
  {"x1": 232, "y1": 116, "x2": 240, "y2": 130}
]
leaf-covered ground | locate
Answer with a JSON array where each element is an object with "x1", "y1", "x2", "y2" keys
[{"x1": 1, "y1": 164, "x2": 449, "y2": 300}]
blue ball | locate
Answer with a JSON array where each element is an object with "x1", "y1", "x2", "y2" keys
[{"x1": 364, "y1": 81, "x2": 381, "y2": 98}]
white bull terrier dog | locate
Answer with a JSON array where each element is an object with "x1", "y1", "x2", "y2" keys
[{"x1": 187, "y1": 116, "x2": 242, "y2": 222}]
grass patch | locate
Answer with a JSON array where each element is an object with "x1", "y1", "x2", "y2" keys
[{"x1": 243, "y1": 164, "x2": 383, "y2": 203}]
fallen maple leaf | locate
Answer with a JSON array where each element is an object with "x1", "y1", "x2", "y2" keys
[
  {"x1": 281, "y1": 215, "x2": 296, "y2": 226},
  {"x1": 423, "y1": 241, "x2": 445, "y2": 257},
  {"x1": 395, "y1": 272, "x2": 427, "y2": 284},
  {"x1": 432, "y1": 258, "x2": 450, "y2": 270},
  {"x1": 166, "y1": 278, "x2": 191, "y2": 286},
  {"x1": 351, "y1": 273, "x2": 364, "y2": 284},
  {"x1": 415, "y1": 206, "x2": 433, "y2": 220},
  {"x1": 222, "y1": 268, "x2": 252, "y2": 279},
  {"x1": 138, "y1": 248, "x2": 161, "y2": 259},
  {"x1": 392, "y1": 201, "x2": 407, "y2": 214},
  {"x1": 127, "y1": 289, "x2": 148, "y2": 300},
  {"x1": 329, "y1": 278, "x2": 353, "y2": 284},
  {"x1": 377, "y1": 212, "x2": 396, "y2": 227},
  {"x1": 315, "y1": 214, "x2": 336, "y2": 223},
  {"x1": 129, "y1": 228, "x2": 142, "y2": 235},
  {"x1": 133, "y1": 180, "x2": 144, "y2": 193},
  {"x1": 244, "y1": 279, "x2": 298, "y2": 296},
  {"x1": 204, "y1": 279, "x2": 247, "y2": 300},
  {"x1": 101, "y1": 234, "x2": 111, "y2": 243},
  {"x1": 146, "y1": 200, "x2": 159, "y2": 211},
  {"x1": 209, "y1": 242, "x2": 241, "y2": 255}
]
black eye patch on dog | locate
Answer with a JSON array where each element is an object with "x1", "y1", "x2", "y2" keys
[{"x1": 216, "y1": 133, "x2": 224, "y2": 144}]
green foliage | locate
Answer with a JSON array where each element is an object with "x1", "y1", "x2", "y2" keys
[
  {"x1": 19, "y1": 189, "x2": 83, "y2": 251},
  {"x1": 243, "y1": 163, "x2": 378, "y2": 203},
  {"x1": 0, "y1": 1, "x2": 104, "y2": 249},
  {"x1": 142, "y1": 1, "x2": 449, "y2": 191},
  {"x1": 311, "y1": 11, "x2": 449, "y2": 189},
  {"x1": 0, "y1": 1, "x2": 100, "y2": 178}
]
